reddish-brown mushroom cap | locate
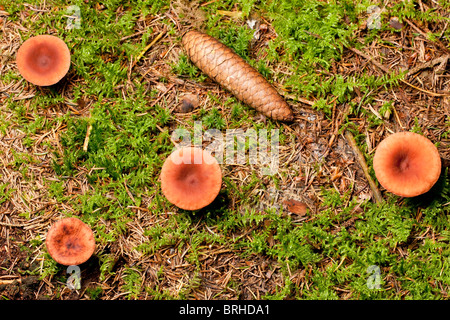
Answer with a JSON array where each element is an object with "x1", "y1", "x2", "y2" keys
[
  {"x1": 160, "y1": 147, "x2": 222, "y2": 211},
  {"x1": 45, "y1": 217, "x2": 96, "y2": 266},
  {"x1": 373, "y1": 131, "x2": 441, "y2": 197},
  {"x1": 16, "y1": 35, "x2": 71, "y2": 86}
]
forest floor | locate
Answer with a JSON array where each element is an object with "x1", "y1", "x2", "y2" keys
[{"x1": 0, "y1": 0, "x2": 449, "y2": 300}]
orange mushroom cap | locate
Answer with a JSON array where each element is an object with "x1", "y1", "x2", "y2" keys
[
  {"x1": 45, "y1": 217, "x2": 96, "y2": 266},
  {"x1": 373, "y1": 131, "x2": 441, "y2": 197},
  {"x1": 160, "y1": 147, "x2": 222, "y2": 211},
  {"x1": 16, "y1": 35, "x2": 71, "y2": 86}
]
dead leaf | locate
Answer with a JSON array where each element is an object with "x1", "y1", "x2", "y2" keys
[
  {"x1": 172, "y1": 0, "x2": 206, "y2": 28},
  {"x1": 155, "y1": 83, "x2": 168, "y2": 93},
  {"x1": 267, "y1": 234, "x2": 275, "y2": 248},
  {"x1": 283, "y1": 199, "x2": 308, "y2": 216},
  {"x1": 389, "y1": 17, "x2": 403, "y2": 30},
  {"x1": 176, "y1": 93, "x2": 199, "y2": 113}
]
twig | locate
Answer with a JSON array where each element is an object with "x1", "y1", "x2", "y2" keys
[
  {"x1": 200, "y1": 0, "x2": 219, "y2": 6},
  {"x1": 123, "y1": 179, "x2": 136, "y2": 204},
  {"x1": 349, "y1": 47, "x2": 390, "y2": 73},
  {"x1": 133, "y1": 29, "x2": 166, "y2": 67},
  {"x1": 284, "y1": 93, "x2": 315, "y2": 106},
  {"x1": 349, "y1": 47, "x2": 450, "y2": 97},
  {"x1": 150, "y1": 83, "x2": 175, "y2": 107},
  {"x1": 406, "y1": 54, "x2": 449, "y2": 77},
  {"x1": 0, "y1": 220, "x2": 28, "y2": 227},
  {"x1": 83, "y1": 123, "x2": 93, "y2": 152},
  {"x1": 0, "y1": 210, "x2": 54, "y2": 229},
  {"x1": 156, "y1": 124, "x2": 178, "y2": 147},
  {"x1": 0, "y1": 279, "x2": 21, "y2": 285},
  {"x1": 345, "y1": 131, "x2": 384, "y2": 204},
  {"x1": 400, "y1": 79, "x2": 449, "y2": 97},
  {"x1": 404, "y1": 18, "x2": 450, "y2": 53},
  {"x1": 120, "y1": 30, "x2": 147, "y2": 42}
]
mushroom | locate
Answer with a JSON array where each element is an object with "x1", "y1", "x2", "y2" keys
[
  {"x1": 160, "y1": 146, "x2": 222, "y2": 210},
  {"x1": 373, "y1": 131, "x2": 441, "y2": 197},
  {"x1": 16, "y1": 35, "x2": 71, "y2": 86},
  {"x1": 45, "y1": 217, "x2": 96, "y2": 266}
]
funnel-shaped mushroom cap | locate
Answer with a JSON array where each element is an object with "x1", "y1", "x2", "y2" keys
[
  {"x1": 160, "y1": 147, "x2": 222, "y2": 210},
  {"x1": 45, "y1": 217, "x2": 96, "y2": 266},
  {"x1": 16, "y1": 35, "x2": 71, "y2": 86},
  {"x1": 373, "y1": 132, "x2": 441, "y2": 197}
]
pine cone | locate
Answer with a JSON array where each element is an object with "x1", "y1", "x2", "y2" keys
[{"x1": 182, "y1": 30, "x2": 294, "y2": 121}]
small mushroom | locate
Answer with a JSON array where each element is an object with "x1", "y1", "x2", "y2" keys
[
  {"x1": 160, "y1": 146, "x2": 222, "y2": 210},
  {"x1": 45, "y1": 217, "x2": 96, "y2": 266},
  {"x1": 373, "y1": 131, "x2": 441, "y2": 197},
  {"x1": 16, "y1": 35, "x2": 71, "y2": 86}
]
